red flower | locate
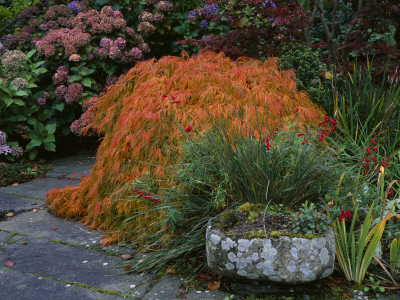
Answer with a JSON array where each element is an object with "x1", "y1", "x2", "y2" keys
[
  {"x1": 185, "y1": 125, "x2": 192, "y2": 133},
  {"x1": 132, "y1": 188, "x2": 140, "y2": 193},
  {"x1": 369, "y1": 157, "x2": 377, "y2": 162},
  {"x1": 339, "y1": 208, "x2": 353, "y2": 222},
  {"x1": 144, "y1": 194, "x2": 152, "y2": 199},
  {"x1": 381, "y1": 161, "x2": 389, "y2": 167},
  {"x1": 388, "y1": 189, "x2": 394, "y2": 197},
  {"x1": 330, "y1": 117, "x2": 337, "y2": 126},
  {"x1": 162, "y1": 95, "x2": 168, "y2": 98},
  {"x1": 153, "y1": 198, "x2": 160, "y2": 204},
  {"x1": 371, "y1": 147, "x2": 377, "y2": 152},
  {"x1": 173, "y1": 100, "x2": 181, "y2": 105},
  {"x1": 318, "y1": 135, "x2": 323, "y2": 142},
  {"x1": 294, "y1": 108, "x2": 299, "y2": 113},
  {"x1": 308, "y1": 131, "x2": 312, "y2": 138},
  {"x1": 301, "y1": 139, "x2": 309, "y2": 146},
  {"x1": 366, "y1": 148, "x2": 371, "y2": 155},
  {"x1": 384, "y1": 156, "x2": 390, "y2": 162},
  {"x1": 297, "y1": 133, "x2": 304, "y2": 137},
  {"x1": 137, "y1": 191, "x2": 145, "y2": 198},
  {"x1": 362, "y1": 157, "x2": 370, "y2": 162},
  {"x1": 369, "y1": 138, "x2": 377, "y2": 146}
]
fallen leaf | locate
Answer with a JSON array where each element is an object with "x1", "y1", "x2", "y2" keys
[
  {"x1": 208, "y1": 281, "x2": 220, "y2": 291},
  {"x1": 124, "y1": 265, "x2": 132, "y2": 271},
  {"x1": 198, "y1": 275, "x2": 211, "y2": 281},
  {"x1": 31, "y1": 202, "x2": 37, "y2": 205},
  {"x1": 343, "y1": 293, "x2": 349, "y2": 298},
  {"x1": 33, "y1": 209, "x2": 39, "y2": 212},
  {"x1": 11, "y1": 183, "x2": 19, "y2": 186},
  {"x1": 325, "y1": 71, "x2": 333, "y2": 80},
  {"x1": 166, "y1": 268, "x2": 176, "y2": 274},
  {"x1": 50, "y1": 226, "x2": 58, "y2": 231},
  {"x1": 120, "y1": 254, "x2": 132, "y2": 260},
  {"x1": 6, "y1": 261, "x2": 15, "y2": 267},
  {"x1": 6, "y1": 212, "x2": 15, "y2": 217},
  {"x1": 21, "y1": 241, "x2": 27, "y2": 245}
]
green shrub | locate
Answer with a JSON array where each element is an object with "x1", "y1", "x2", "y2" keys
[{"x1": 279, "y1": 44, "x2": 328, "y2": 110}]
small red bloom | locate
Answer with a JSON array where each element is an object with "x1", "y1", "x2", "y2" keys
[
  {"x1": 185, "y1": 125, "x2": 192, "y2": 133},
  {"x1": 137, "y1": 192, "x2": 145, "y2": 198},
  {"x1": 294, "y1": 108, "x2": 299, "y2": 113},
  {"x1": 330, "y1": 117, "x2": 337, "y2": 126},
  {"x1": 308, "y1": 131, "x2": 312, "y2": 138},
  {"x1": 381, "y1": 161, "x2": 389, "y2": 167},
  {"x1": 369, "y1": 157, "x2": 377, "y2": 162},
  {"x1": 366, "y1": 148, "x2": 371, "y2": 155},
  {"x1": 318, "y1": 135, "x2": 323, "y2": 142},
  {"x1": 361, "y1": 162, "x2": 368, "y2": 168},
  {"x1": 371, "y1": 147, "x2": 377, "y2": 152},
  {"x1": 153, "y1": 198, "x2": 160, "y2": 204},
  {"x1": 297, "y1": 133, "x2": 304, "y2": 137},
  {"x1": 369, "y1": 138, "x2": 377, "y2": 146},
  {"x1": 170, "y1": 95, "x2": 175, "y2": 100},
  {"x1": 174, "y1": 100, "x2": 181, "y2": 105},
  {"x1": 362, "y1": 157, "x2": 370, "y2": 162},
  {"x1": 144, "y1": 194, "x2": 152, "y2": 199},
  {"x1": 132, "y1": 188, "x2": 140, "y2": 193},
  {"x1": 162, "y1": 95, "x2": 168, "y2": 98},
  {"x1": 384, "y1": 156, "x2": 390, "y2": 162},
  {"x1": 301, "y1": 139, "x2": 309, "y2": 146},
  {"x1": 388, "y1": 189, "x2": 394, "y2": 197}
]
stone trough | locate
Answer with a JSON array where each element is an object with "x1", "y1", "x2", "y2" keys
[{"x1": 206, "y1": 218, "x2": 335, "y2": 285}]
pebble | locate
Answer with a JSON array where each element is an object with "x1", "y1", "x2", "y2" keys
[
  {"x1": 130, "y1": 284, "x2": 136, "y2": 289},
  {"x1": 103, "y1": 262, "x2": 108, "y2": 266}
]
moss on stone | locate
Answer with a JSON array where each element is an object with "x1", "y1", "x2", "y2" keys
[
  {"x1": 219, "y1": 210, "x2": 239, "y2": 229},
  {"x1": 237, "y1": 202, "x2": 257, "y2": 213},
  {"x1": 269, "y1": 231, "x2": 280, "y2": 238}
]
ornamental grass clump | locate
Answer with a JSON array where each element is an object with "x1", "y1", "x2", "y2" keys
[{"x1": 46, "y1": 51, "x2": 324, "y2": 245}]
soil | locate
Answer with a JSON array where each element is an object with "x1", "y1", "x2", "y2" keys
[{"x1": 217, "y1": 209, "x2": 297, "y2": 239}]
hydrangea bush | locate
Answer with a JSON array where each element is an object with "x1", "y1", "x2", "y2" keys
[{"x1": 0, "y1": 1, "x2": 151, "y2": 159}]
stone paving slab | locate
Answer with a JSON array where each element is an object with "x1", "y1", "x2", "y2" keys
[
  {"x1": 143, "y1": 274, "x2": 183, "y2": 300},
  {"x1": 184, "y1": 288, "x2": 233, "y2": 299},
  {"x1": 0, "y1": 268, "x2": 123, "y2": 300},
  {"x1": 0, "y1": 210, "x2": 102, "y2": 247},
  {"x1": 0, "y1": 192, "x2": 42, "y2": 214},
  {"x1": 0, "y1": 177, "x2": 78, "y2": 200},
  {"x1": 0, "y1": 235, "x2": 153, "y2": 296},
  {"x1": 0, "y1": 210, "x2": 127, "y2": 253},
  {"x1": 46, "y1": 153, "x2": 95, "y2": 180}
]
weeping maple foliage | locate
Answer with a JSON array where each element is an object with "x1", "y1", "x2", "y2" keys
[{"x1": 46, "y1": 51, "x2": 325, "y2": 245}]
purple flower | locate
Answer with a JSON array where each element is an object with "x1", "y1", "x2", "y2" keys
[
  {"x1": 67, "y1": 1, "x2": 81, "y2": 14},
  {"x1": 200, "y1": 20, "x2": 208, "y2": 29},
  {"x1": 94, "y1": 47, "x2": 108, "y2": 60},
  {"x1": 202, "y1": 4, "x2": 219, "y2": 17},
  {"x1": 64, "y1": 83, "x2": 83, "y2": 104},
  {"x1": 187, "y1": 11, "x2": 196, "y2": 22},
  {"x1": 100, "y1": 38, "x2": 113, "y2": 49},
  {"x1": 128, "y1": 47, "x2": 143, "y2": 60},
  {"x1": 108, "y1": 47, "x2": 121, "y2": 60},
  {"x1": 263, "y1": 0, "x2": 276, "y2": 8},
  {"x1": 0, "y1": 131, "x2": 6, "y2": 145},
  {"x1": 139, "y1": 43, "x2": 150, "y2": 53},
  {"x1": 106, "y1": 75, "x2": 118, "y2": 86},
  {"x1": 114, "y1": 37, "x2": 126, "y2": 49},
  {"x1": 55, "y1": 85, "x2": 68, "y2": 100},
  {"x1": 0, "y1": 144, "x2": 12, "y2": 155},
  {"x1": 37, "y1": 97, "x2": 46, "y2": 106}
]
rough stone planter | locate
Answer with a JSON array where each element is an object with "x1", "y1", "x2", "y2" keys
[{"x1": 206, "y1": 218, "x2": 335, "y2": 284}]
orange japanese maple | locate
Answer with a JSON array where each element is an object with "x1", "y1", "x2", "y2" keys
[{"x1": 46, "y1": 51, "x2": 325, "y2": 245}]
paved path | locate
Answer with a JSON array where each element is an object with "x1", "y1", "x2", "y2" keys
[{"x1": 0, "y1": 153, "x2": 232, "y2": 300}]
